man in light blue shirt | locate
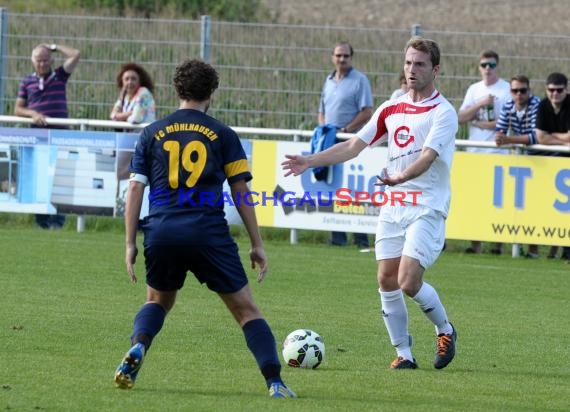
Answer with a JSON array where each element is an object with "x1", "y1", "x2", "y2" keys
[{"x1": 318, "y1": 41, "x2": 373, "y2": 249}]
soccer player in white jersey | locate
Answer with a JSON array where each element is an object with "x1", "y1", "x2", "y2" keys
[{"x1": 282, "y1": 37, "x2": 457, "y2": 370}]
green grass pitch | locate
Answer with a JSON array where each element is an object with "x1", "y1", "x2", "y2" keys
[{"x1": 1, "y1": 224, "x2": 569, "y2": 411}]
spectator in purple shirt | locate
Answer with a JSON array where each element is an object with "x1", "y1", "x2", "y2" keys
[{"x1": 15, "y1": 42, "x2": 80, "y2": 228}]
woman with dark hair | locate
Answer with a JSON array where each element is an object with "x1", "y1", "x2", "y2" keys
[{"x1": 111, "y1": 62, "x2": 156, "y2": 124}]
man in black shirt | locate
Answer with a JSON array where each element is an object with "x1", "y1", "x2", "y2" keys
[{"x1": 535, "y1": 72, "x2": 570, "y2": 262}]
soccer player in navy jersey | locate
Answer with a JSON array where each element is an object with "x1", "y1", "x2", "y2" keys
[
  {"x1": 283, "y1": 37, "x2": 457, "y2": 370},
  {"x1": 114, "y1": 59, "x2": 296, "y2": 398}
]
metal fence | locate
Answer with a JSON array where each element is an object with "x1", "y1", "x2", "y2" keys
[{"x1": 1, "y1": 10, "x2": 570, "y2": 132}]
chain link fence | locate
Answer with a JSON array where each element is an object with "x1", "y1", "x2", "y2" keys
[{"x1": 1, "y1": 10, "x2": 569, "y2": 132}]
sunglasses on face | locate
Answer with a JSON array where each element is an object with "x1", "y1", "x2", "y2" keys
[
  {"x1": 547, "y1": 87, "x2": 566, "y2": 94},
  {"x1": 511, "y1": 88, "x2": 528, "y2": 94},
  {"x1": 334, "y1": 54, "x2": 351, "y2": 58},
  {"x1": 479, "y1": 62, "x2": 497, "y2": 69}
]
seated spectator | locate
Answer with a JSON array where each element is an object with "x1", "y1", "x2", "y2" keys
[{"x1": 111, "y1": 62, "x2": 156, "y2": 125}]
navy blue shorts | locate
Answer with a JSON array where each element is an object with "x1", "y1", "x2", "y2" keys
[{"x1": 143, "y1": 242, "x2": 249, "y2": 293}]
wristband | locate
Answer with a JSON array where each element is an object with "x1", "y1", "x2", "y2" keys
[{"x1": 49, "y1": 44, "x2": 57, "y2": 51}]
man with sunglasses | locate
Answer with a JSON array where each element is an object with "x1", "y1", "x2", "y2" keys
[
  {"x1": 318, "y1": 41, "x2": 374, "y2": 250},
  {"x1": 458, "y1": 50, "x2": 510, "y2": 154},
  {"x1": 536, "y1": 72, "x2": 570, "y2": 147},
  {"x1": 495, "y1": 75, "x2": 542, "y2": 258},
  {"x1": 458, "y1": 50, "x2": 510, "y2": 255},
  {"x1": 495, "y1": 75, "x2": 540, "y2": 147},
  {"x1": 535, "y1": 72, "x2": 570, "y2": 262}
]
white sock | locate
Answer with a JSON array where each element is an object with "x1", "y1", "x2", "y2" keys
[
  {"x1": 412, "y1": 282, "x2": 452, "y2": 335},
  {"x1": 379, "y1": 289, "x2": 412, "y2": 360}
]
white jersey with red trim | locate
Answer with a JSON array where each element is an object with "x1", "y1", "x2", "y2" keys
[{"x1": 358, "y1": 90, "x2": 458, "y2": 217}]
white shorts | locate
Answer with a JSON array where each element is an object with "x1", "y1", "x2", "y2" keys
[{"x1": 374, "y1": 203, "x2": 445, "y2": 269}]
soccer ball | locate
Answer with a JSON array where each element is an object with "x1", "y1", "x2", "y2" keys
[{"x1": 282, "y1": 329, "x2": 325, "y2": 369}]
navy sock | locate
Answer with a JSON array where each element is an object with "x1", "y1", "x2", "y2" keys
[
  {"x1": 130, "y1": 302, "x2": 167, "y2": 351},
  {"x1": 242, "y1": 318, "x2": 282, "y2": 387}
]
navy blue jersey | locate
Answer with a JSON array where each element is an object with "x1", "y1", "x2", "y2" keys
[{"x1": 130, "y1": 108, "x2": 251, "y2": 245}]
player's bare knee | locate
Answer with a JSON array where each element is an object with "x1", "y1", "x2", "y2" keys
[
  {"x1": 378, "y1": 274, "x2": 398, "y2": 291},
  {"x1": 234, "y1": 309, "x2": 263, "y2": 327},
  {"x1": 399, "y1": 278, "x2": 421, "y2": 297}
]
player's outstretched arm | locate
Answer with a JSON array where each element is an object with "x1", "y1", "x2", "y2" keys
[
  {"x1": 231, "y1": 179, "x2": 268, "y2": 282},
  {"x1": 282, "y1": 154, "x2": 309, "y2": 176},
  {"x1": 282, "y1": 135, "x2": 367, "y2": 177}
]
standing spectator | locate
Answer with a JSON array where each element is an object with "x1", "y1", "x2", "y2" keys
[
  {"x1": 535, "y1": 72, "x2": 570, "y2": 262},
  {"x1": 110, "y1": 62, "x2": 156, "y2": 125},
  {"x1": 495, "y1": 75, "x2": 541, "y2": 258},
  {"x1": 114, "y1": 59, "x2": 296, "y2": 398},
  {"x1": 458, "y1": 50, "x2": 510, "y2": 254},
  {"x1": 15, "y1": 42, "x2": 80, "y2": 229},
  {"x1": 390, "y1": 69, "x2": 408, "y2": 100},
  {"x1": 318, "y1": 41, "x2": 373, "y2": 250},
  {"x1": 284, "y1": 37, "x2": 458, "y2": 371}
]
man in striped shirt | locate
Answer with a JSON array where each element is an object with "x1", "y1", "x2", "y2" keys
[
  {"x1": 15, "y1": 43, "x2": 80, "y2": 228},
  {"x1": 494, "y1": 74, "x2": 542, "y2": 258},
  {"x1": 15, "y1": 43, "x2": 80, "y2": 127},
  {"x1": 494, "y1": 74, "x2": 541, "y2": 147}
]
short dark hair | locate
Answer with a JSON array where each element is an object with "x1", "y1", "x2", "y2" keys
[
  {"x1": 405, "y1": 37, "x2": 440, "y2": 67},
  {"x1": 173, "y1": 59, "x2": 219, "y2": 102},
  {"x1": 480, "y1": 50, "x2": 499, "y2": 64},
  {"x1": 116, "y1": 62, "x2": 154, "y2": 95},
  {"x1": 333, "y1": 41, "x2": 354, "y2": 57},
  {"x1": 545, "y1": 72, "x2": 568, "y2": 86},
  {"x1": 510, "y1": 74, "x2": 530, "y2": 86}
]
